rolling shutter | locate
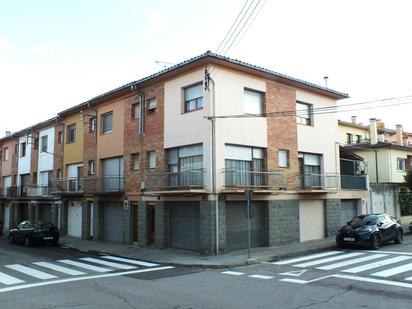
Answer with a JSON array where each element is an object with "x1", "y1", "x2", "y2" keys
[{"x1": 170, "y1": 202, "x2": 200, "y2": 251}]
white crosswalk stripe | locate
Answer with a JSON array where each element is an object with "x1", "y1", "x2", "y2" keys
[
  {"x1": 294, "y1": 252, "x2": 365, "y2": 268},
  {"x1": 79, "y1": 258, "x2": 136, "y2": 270},
  {"x1": 101, "y1": 256, "x2": 159, "y2": 267},
  {"x1": 58, "y1": 259, "x2": 112, "y2": 272},
  {"x1": 33, "y1": 262, "x2": 86, "y2": 276},
  {"x1": 5, "y1": 264, "x2": 57, "y2": 280},
  {"x1": 0, "y1": 271, "x2": 25, "y2": 285},
  {"x1": 316, "y1": 254, "x2": 387, "y2": 270},
  {"x1": 272, "y1": 251, "x2": 343, "y2": 265},
  {"x1": 342, "y1": 255, "x2": 412, "y2": 274},
  {"x1": 371, "y1": 262, "x2": 412, "y2": 278}
]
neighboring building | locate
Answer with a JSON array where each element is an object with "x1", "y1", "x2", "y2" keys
[{"x1": 1, "y1": 52, "x2": 369, "y2": 254}]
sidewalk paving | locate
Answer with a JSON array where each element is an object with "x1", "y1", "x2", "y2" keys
[{"x1": 59, "y1": 235, "x2": 337, "y2": 268}]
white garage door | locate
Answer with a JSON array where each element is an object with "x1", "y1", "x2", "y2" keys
[
  {"x1": 299, "y1": 200, "x2": 325, "y2": 242},
  {"x1": 68, "y1": 202, "x2": 82, "y2": 238},
  {"x1": 341, "y1": 200, "x2": 358, "y2": 225}
]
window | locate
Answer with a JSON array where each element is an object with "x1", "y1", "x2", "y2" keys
[
  {"x1": 184, "y1": 83, "x2": 203, "y2": 112},
  {"x1": 148, "y1": 151, "x2": 156, "y2": 169},
  {"x1": 147, "y1": 98, "x2": 157, "y2": 111},
  {"x1": 102, "y1": 112, "x2": 113, "y2": 134},
  {"x1": 132, "y1": 103, "x2": 140, "y2": 119},
  {"x1": 346, "y1": 133, "x2": 353, "y2": 144},
  {"x1": 356, "y1": 134, "x2": 362, "y2": 143},
  {"x1": 20, "y1": 142, "x2": 26, "y2": 157},
  {"x1": 88, "y1": 160, "x2": 96, "y2": 175},
  {"x1": 167, "y1": 145, "x2": 203, "y2": 187},
  {"x1": 296, "y1": 102, "x2": 313, "y2": 125},
  {"x1": 67, "y1": 124, "x2": 76, "y2": 143},
  {"x1": 41, "y1": 135, "x2": 48, "y2": 152},
  {"x1": 244, "y1": 89, "x2": 264, "y2": 115},
  {"x1": 397, "y1": 158, "x2": 406, "y2": 171},
  {"x1": 299, "y1": 152, "x2": 322, "y2": 187},
  {"x1": 278, "y1": 149, "x2": 289, "y2": 168},
  {"x1": 57, "y1": 131, "x2": 63, "y2": 144},
  {"x1": 131, "y1": 153, "x2": 140, "y2": 170},
  {"x1": 90, "y1": 117, "x2": 97, "y2": 132},
  {"x1": 4, "y1": 147, "x2": 9, "y2": 161}
]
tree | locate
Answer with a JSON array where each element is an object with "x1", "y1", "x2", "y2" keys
[{"x1": 404, "y1": 170, "x2": 412, "y2": 190}]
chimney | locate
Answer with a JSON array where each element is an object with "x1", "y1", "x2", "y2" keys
[
  {"x1": 5, "y1": 131, "x2": 11, "y2": 136},
  {"x1": 351, "y1": 116, "x2": 357, "y2": 124},
  {"x1": 369, "y1": 118, "x2": 378, "y2": 144},
  {"x1": 396, "y1": 124, "x2": 403, "y2": 146}
]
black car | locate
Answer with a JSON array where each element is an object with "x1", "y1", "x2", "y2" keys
[
  {"x1": 9, "y1": 220, "x2": 60, "y2": 247},
  {"x1": 336, "y1": 214, "x2": 403, "y2": 250}
]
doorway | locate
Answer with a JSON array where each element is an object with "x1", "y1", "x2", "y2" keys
[
  {"x1": 132, "y1": 202, "x2": 138, "y2": 242},
  {"x1": 147, "y1": 203, "x2": 155, "y2": 245}
]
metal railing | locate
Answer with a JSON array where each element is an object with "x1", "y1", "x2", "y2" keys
[
  {"x1": 340, "y1": 174, "x2": 368, "y2": 190},
  {"x1": 50, "y1": 176, "x2": 124, "y2": 194},
  {"x1": 146, "y1": 169, "x2": 205, "y2": 191},
  {"x1": 222, "y1": 169, "x2": 285, "y2": 189},
  {"x1": 0, "y1": 186, "x2": 51, "y2": 198},
  {"x1": 300, "y1": 173, "x2": 340, "y2": 190}
]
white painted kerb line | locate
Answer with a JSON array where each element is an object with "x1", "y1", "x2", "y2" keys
[
  {"x1": 33, "y1": 262, "x2": 86, "y2": 276},
  {"x1": 294, "y1": 252, "x2": 365, "y2": 268},
  {"x1": 101, "y1": 256, "x2": 159, "y2": 267},
  {"x1": 316, "y1": 254, "x2": 387, "y2": 270},
  {"x1": 272, "y1": 251, "x2": 343, "y2": 265},
  {"x1": 80, "y1": 258, "x2": 136, "y2": 270},
  {"x1": 58, "y1": 260, "x2": 112, "y2": 273},
  {"x1": 0, "y1": 271, "x2": 25, "y2": 285},
  {"x1": 5, "y1": 264, "x2": 57, "y2": 280},
  {"x1": 0, "y1": 266, "x2": 174, "y2": 294}
]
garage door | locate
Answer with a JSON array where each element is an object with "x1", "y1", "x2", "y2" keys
[
  {"x1": 226, "y1": 202, "x2": 265, "y2": 251},
  {"x1": 68, "y1": 202, "x2": 82, "y2": 238},
  {"x1": 299, "y1": 200, "x2": 325, "y2": 242},
  {"x1": 104, "y1": 202, "x2": 124, "y2": 242},
  {"x1": 38, "y1": 204, "x2": 52, "y2": 222},
  {"x1": 170, "y1": 203, "x2": 200, "y2": 251},
  {"x1": 341, "y1": 200, "x2": 358, "y2": 225}
]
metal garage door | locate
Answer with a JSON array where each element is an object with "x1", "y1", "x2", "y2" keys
[
  {"x1": 38, "y1": 204, "x2": 52, "y2": 222},
  {"x1": 104, "y1": 202, "x2": 124, "y2": 242},
  {"x1": 226, "y1": 202, "x2": 265, "y2": 251},
  {"x1": 341, "y1": 200, "x2": 358, "y2": 225},
  {"x1": 68, "y1": 202, "x2": 82, "y2": 237},
  {"x1": 170, "y1": 203, "x2": 200, "y2": 251},
  {"x1": 299, "y1": 200, "x2": 325, "y2": 242},
  {"x1": 4, "y1": 204, "x2": 10, "y2": 233}
]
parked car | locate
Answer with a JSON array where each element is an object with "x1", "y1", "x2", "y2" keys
[
  {"x1": 336, "y1": 214, "x2": 403, "y2": 250},
  {"x1": 9, "y1": 220, "x2": 60, "y2": 247},
  {"x1": 409, "y1": 221, "x2": 412, "y2": 234}
]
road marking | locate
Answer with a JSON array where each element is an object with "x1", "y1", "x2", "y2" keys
[
  {"x1": 101, "y1": 256, "x2": 159, "y2": 267},
  {"x1": 279, "y1": 270, "x2": 307, "y2": 277},
  {"x1": 272, "y1": 251, "x2": 343, "y2": 265},
  {"x1": 222, "y1": 271, "x2": 245, "y2": 276},
  {"x1": 79, "y1": 257, "x2": 136, "y2": 270},
  {"x1": 342, "y1": 255, "x2": 412, "y2": 273},
  {"x1": 316, "y1": 254, "x2": 387, "y2": 270},
  {"x1": 371, "y1": 262, "x2": 412, "y2": 277},
  {"x1": 364, "y1": 250, "x2": 412, "y2": 256},
  {"x1": 5, "y1": 264, "x2": 57, "y2": 280},
  {"x1": 33, "y1": 262, "x2": 86, "y2": 276},
  {"x1": 280, "y1": 274, "x2": 333, "y2": 284},
  {"x1": 294, "y1": 252, "x2": 365, "y2": 268},
  {"x1": 0, "y1": 271, "x2": 25, "y2": 285},
  {"x1": 0, "y1": 266, "x2": 174, "y2": 294},
  {"x1": 58, "y1": 260, "x2": 112, "y2": 272},
  {"x1": 248, "y1": 274, "x2": 274, "y2": 280}
]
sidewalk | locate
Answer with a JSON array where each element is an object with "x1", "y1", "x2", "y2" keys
[{"x1": 59, "y1": 236, "x2": 337, "y2": 268}]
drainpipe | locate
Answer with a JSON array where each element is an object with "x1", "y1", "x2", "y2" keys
[{"x1": 131, "y1": 84, "x2": 145, "y2": 135}]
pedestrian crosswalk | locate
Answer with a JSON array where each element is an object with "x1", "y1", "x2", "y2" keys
[
  {"x1": 0, "y1": 255, "x2": 168, "y2": 289},
  {"x1": 272, "y1": 250, "x2": 412, "y2": 282}
]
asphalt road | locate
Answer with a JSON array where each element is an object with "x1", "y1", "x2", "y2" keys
[{"x1": 1, "y1": 234, "x2": 412, "y2": 309}]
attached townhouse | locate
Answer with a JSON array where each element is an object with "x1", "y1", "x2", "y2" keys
[{"x1": 1, "y1": 52, "x2": 369, "y2": 254}]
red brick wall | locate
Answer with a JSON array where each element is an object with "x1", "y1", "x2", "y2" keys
[
  {"x1": 266, "y1": 81, "x2": 299, "y2": 189},
  {"x1": 30, "y1": 134, "x2": 39, "y2": 186},
  {"x1": 83, "y1": 109, "x2": 97, "y2": 177},
  {"x1": 53, "y1": 124, "x2": 64, "y2": 179},
  {"x1": 124, "y1": 83, "x2": 165, "y2": 197}
]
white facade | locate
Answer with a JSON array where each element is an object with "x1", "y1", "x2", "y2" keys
[
  {"x1": 17, "y1": 135, "x2": 32, "y2": 186},
  {"x1": 37, "y1": 127, "x2": 55, "y2": 185}
]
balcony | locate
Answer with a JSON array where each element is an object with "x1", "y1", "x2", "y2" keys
[
  {"x1": 340, "y1": 174, "x2": 368, "y2": 190},
  {"x1": 222, "y1": 169, "x2": 285, "y2": 190},
  {"x1": 0, "y1": 186, "x2": 51, "y2": 198},
  {"x1": 50, "y1": 176, "x2": 124, "y2": 194},
  {"x1": 300, "y1": 173, "x2": 340, "y2": 190},
  {"x1": 146, "y1": 169, "x2": 205, "y2": 191}
]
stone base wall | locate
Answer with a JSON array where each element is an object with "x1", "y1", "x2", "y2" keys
[{"x1": 268, "y1": 200, "x2": 300, "y2": 246}]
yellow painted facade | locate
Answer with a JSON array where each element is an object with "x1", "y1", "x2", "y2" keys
[{"x1": 62, "y1": 112, "x2": 84, "y2": 177}]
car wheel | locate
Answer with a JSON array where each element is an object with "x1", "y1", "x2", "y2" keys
[
  {"x1": 52, "y1": 239, "x2": 59, "y2": 246},
  {"x1": 9, "y1": 235, "x2": 14, "y2": 244},
  {"x1": 394, "y1": 230, "x2": 403, "y2": 244},
  {"x1": 336, "y1": 241, "x2": 345, "y2": 249},
  {"x1": 24, "y1": 236, "x2": 31, "y2": 247},
  {"x1": 370, "y1": 234, "x2": 380, "y2": 250}
]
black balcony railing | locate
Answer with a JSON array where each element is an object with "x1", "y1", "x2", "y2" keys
[
  {"x1": 50, "y1": 176, "x2": 124, "y2": 194},
  {"x1": 0, "y1": 186, "x2": 51, "y2": 198},
  {"x1": 340, "y1": 174, "x2": 368, "y2": 190},
  {"x1": 146, "y1": 169, "x2": 205, "y2": 191},
  {"x1": 223, "y1": 169, "x2": 285, "y2": 189}
]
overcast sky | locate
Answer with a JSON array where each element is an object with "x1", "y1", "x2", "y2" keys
[{"x1": 1, "y1": 0, "x2": 412, "y2": 136}]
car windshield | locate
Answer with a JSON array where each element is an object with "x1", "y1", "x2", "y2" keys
[
  {"x1": 32, "y1": 221, "x2": 53, "y2": 228},
  {"x1": 348, "y1": 215, "x2": 378, "y2": 227}
]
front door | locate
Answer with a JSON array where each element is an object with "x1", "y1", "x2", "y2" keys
[{"x1": 147, "y1": 203, "x2": 155, "y2": 245}]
